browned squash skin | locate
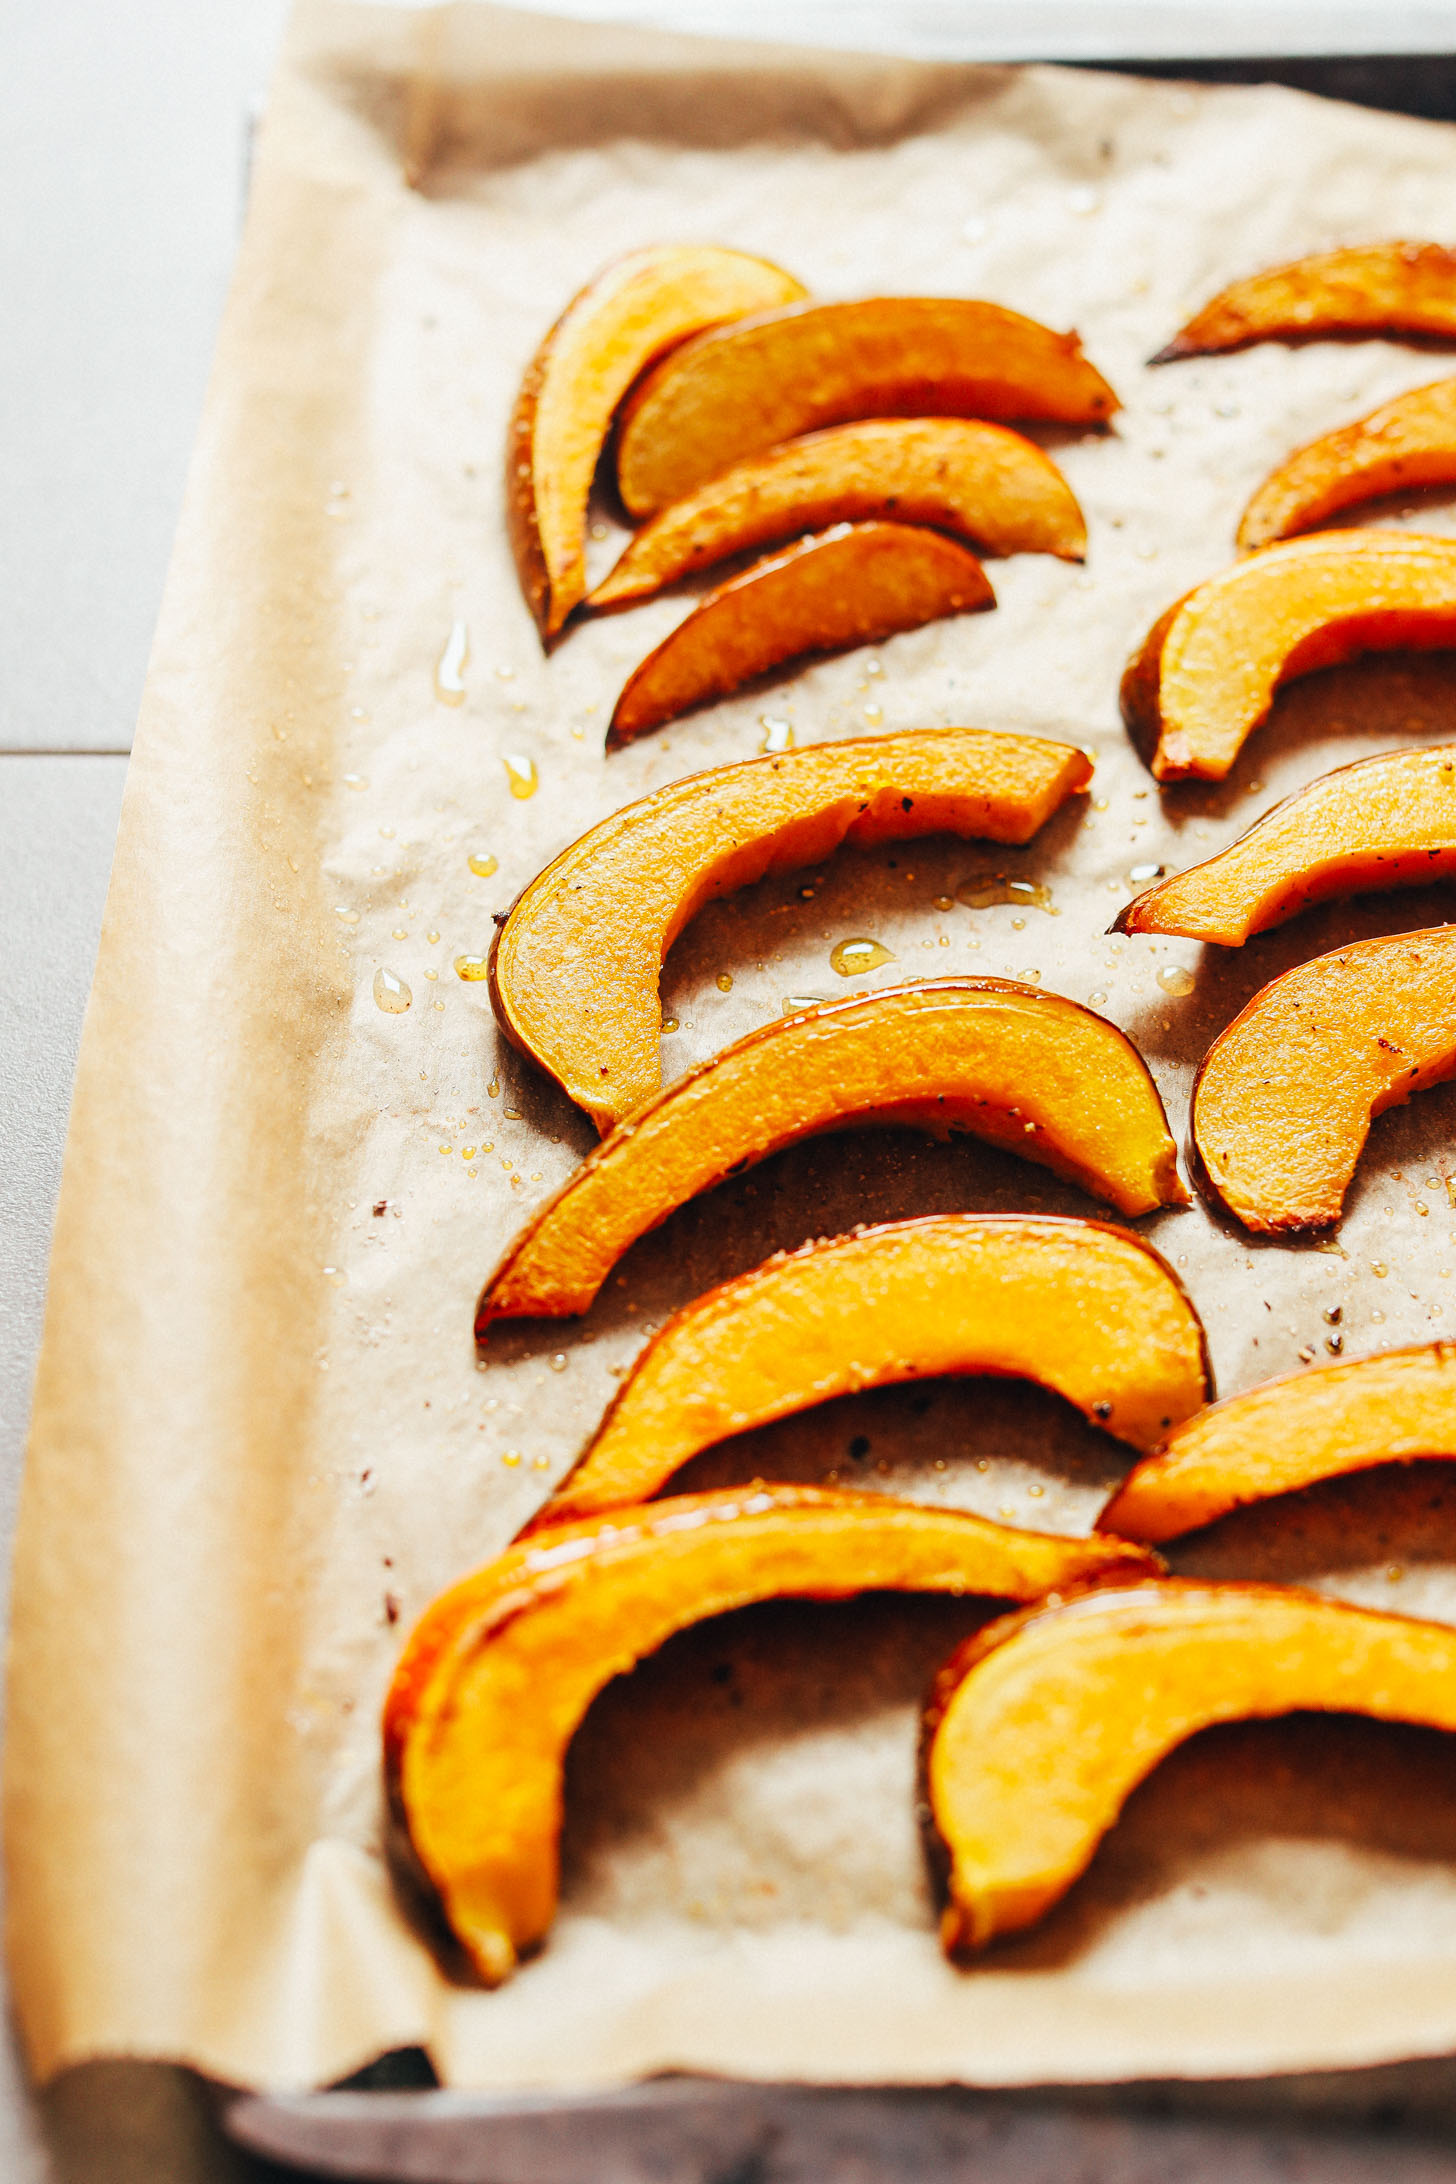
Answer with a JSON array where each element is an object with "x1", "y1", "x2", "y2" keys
[
  {"x1": 1190, "y1": 927, "x2": 1456, "y2": 1234},
  {"x1": 616, "y1": 296, "x2": 1119, "y2": 516},
  {"x1": 1238, "y1": 378, "x2": 1456, "y2": 551},
  {"x1": 477, "y1": 979, "x2": 1188, "y2": 1337},
  {"x1": 1115, "y1": 745, "x2": 1456, "y2": 945},
  {"x1": 528, "y1": 1214, "x2": 1210, "y2": 1531},
  {"x1": 488, "y1": 729, "x2": 1092, "y2": 1132},
  {"x1": 924, "y1": 1579, "x2": 1456, "y2": 1954},
  {"x1": 386, "y1": 1486, "x2": 1160, "y2": 1983},
  {"x1": 1153, "y1": 243, "x2": 1456, "y2": 363},
  {"x1": 1100, "y1": 1342, "x2": 1456, "y2": 1543},
  {"x1": 507, "y1": 244, "x2": 805, "y2": 642},
  {"x1": 607, "y1": 523, "x2": 994, "y2": 746}
]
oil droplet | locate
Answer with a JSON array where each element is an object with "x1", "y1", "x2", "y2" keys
[
  {"x1": 1128, "y1": 862, "x2": 1166, "y2": 885},
  {"x1": 439, "y1": 1143, "x2": 453, "y2": 1155},
  {"x1": 504, "y1": 753, "x2": 538, "y2": 800},
  {"x1": 661, "y1": 1018, "x2": 680, "y2": 1033},
  {"x1": 1372, "y1": 1262, "x2": 1389, "y2": 1278},
  {"x1": 759, "y1": 716, "x2": 794, "y2": 753},
  {"x1": 782, "y1": 993, "x2": 828, "y2": 1014},
  {"x1": 863, "y1": 704, "x2": 883, "y2": 725},
  {"x1": 322, "y1": 1266, "x2": 346, "y2": 1287},
  {"x1": 468, "y1": 851, "x2": 498, "y2": 878},
  {"x1": 379, "y1": 825, "x2": 395, "y2": 840},
  {"x1": 391, "y1": 926, "x2": 408, "y2": 940},
  {"x1": 549, "y1": 1353, "x2": 567, "y2": 1372},
  {"x1": 1157, "y1": 964, "x2": 1195, "y2": 996},
  {"x1": 933, "y1": 895, "x2": 954, "y2": 912},
  {"x1": 1088, "y1": 989, "x2": 1108, "y2": 1006},
  {"x1": 488, "y1": 1078, "x2": 499, "y2": 1098},
  {"x1": 335, "y1": 906, "x2": 360, "y2": 925},
  {"x1": 434, "y1": 619, "x2": 469, "y2": 705},
  {"x1": 956, "y1": 872, "x2": 1053, "y2": 914},
  {"x1": 830, "y1": 937, "x2": 894, "y2": 976},
  {"x1": 716, "y1": 971, "x2": 733, "y2": 992},
  {"x1": 343, "y1": 772, "x2": 369, "y2": 791},
  {"x1": 373, "y1": 966, "x2": 411, "y2": 1013},
  {"x1": 455, "y1": 954, "x2": 490, "y2": 980},
  {"x1": 502, "y1": 1450, "x2": 522, "y2": 1467},
  {"x1": 461, "y1": 1144, "x2": 476, "y2": 1160},
  {"x1": 1324, "y1": 1306, "x2": 1343, "y2": 1325},
  {"x1": 426, "y1": 929, "x2": 440, "y2": 944},
  {"x1": 1017, "y1": 967, "x2": 1042, "y2": 984}
]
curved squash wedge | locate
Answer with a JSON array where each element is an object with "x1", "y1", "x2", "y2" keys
[
  {"x1": 507, "y1": 244, "x2": 805, "y2": 642},
  {"x1": 924, "y1": 1579, "x2": 1456, "y2": 1954},
  {"x1": 478, "y1": 980, "x2": 1187, "y2": 1334},
  {"x1": 1152, "y1": 243, "x2": 1456, "y2": 364},
  {"x1": 1239, "y1": 378, "x2": 1456, "y2": 552},
  {"x1": 616, "y1": 297, "x2": 1119, "y2": 517},
  {"x1": 1191, "y1": 927, "x2": 1456, "y2": 1234},
  {"x1": 1100, "y1": 1342, "x2": 1456, "y2": 1543},
  {"x1": 587, "y1": 418, "x2": 1085, "y2": 612},
  {"x1": 489, "y1": 728, "x2": 1091, "y2": 1132},
  {"x1": 1122, "y1": 531, "x2": 1456, "y2": 782},
  {"x1": 385, "y1": 1485, "x2": 1159, "y2": 1983},
  {"x1": 531, "y1": 1216, "x2": 1209, "y2": 1531},
  {"x1": 608, "y1": 523, "x2": 992, "y2": 746},
  {"x1": 1116, "y1": 745, "x2": 1456, "y2": 945}
]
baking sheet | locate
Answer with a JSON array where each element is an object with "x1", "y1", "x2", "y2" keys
[{"x1": 14, "y1": 0, "x2": 1456, "y2": 2096}]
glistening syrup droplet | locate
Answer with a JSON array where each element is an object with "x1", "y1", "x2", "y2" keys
[
  {"x1": 455, "y1": 954, "x2": 490, "y2": 981},
  {"x1": 956, "y1": 873, "x2": 1053, "y2": 914},
  {"x1": 830, "y1": 937, "x2": 894, "y2": 976},
  {"x1": 373, "y1": 966, "x2": 411, "y2": 1013},
  {"x1": 759, "y1": 716, "x2": 794, "y2": 753},
  {"x1": 435, "y1": 620, "x2": 469, "y2": 705},
  {"x1": 716, "y1": 972, "x2": 733, "y2": 992},
  {"x1": 504, "y1": 753, "x2": 538, "y2": 800},
  {"x1": 1157, "y1": 964, "x2": 1195, "y2": 996},
  {"x1": 468, "y1": 851, "x2": 497, "y2": 877}
]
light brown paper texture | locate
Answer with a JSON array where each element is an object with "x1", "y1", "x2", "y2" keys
[{"x1": 16, "y1": 0, "x2": 1456, "y2": 2097}]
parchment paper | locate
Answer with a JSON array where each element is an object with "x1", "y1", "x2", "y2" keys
[{"x1": 18, "y1": 0, "x2": 1456, "y2": 2097}]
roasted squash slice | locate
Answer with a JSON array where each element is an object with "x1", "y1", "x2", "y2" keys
[
  {"x1": 616, "y1": 297, "x2": 1119, "y2": 517},
  {"x1": 489, "y1": 728, "x2": 1091, "y2": 1131},
  {"x1": 1122, "y1": 531, "x2": 1456, "y2": 782},
  {"x1": 531, "y1": 1216, "x2": 1209, "y2": 1531},
  {"x1": 924, "y1": 1579, "x2": 1456, "y2": 1954},
  {"x1": 478, "y1": 980, "x2": 1187, "y2": 1334},
  {"x1": 1190, "y1": 927, "x2": 1456, "y2": 1234},
  {"x1": 507, "y1": 244, "x2": 805, "y2": 642},
  {"x1": 1100, "y1": 1343, "x2": 1456, "y2": 1543},
  {"x1": 1239, "y1": 378, "x2": 1456, "y2": 551},
  {"x1": 1152, "y1": 243, "x2": 1456, "y2": 363},
  {"x1": 385, "y1": 1485, "x2": 1159, "y2": 1983},
  {"x1": 1116, "y1": 745, "x2": 1456, "y2": 945},
  {"x1": 608, "y1": 523, "x2": 992, "y2": 745},
  {"x1": 587, "y1": 418, "x2": 1085, "y2": 612}
]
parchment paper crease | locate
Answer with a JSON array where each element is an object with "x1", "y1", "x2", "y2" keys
[{"x1": 15, "y1": 0, "x2": 1456, "y2": 2095}]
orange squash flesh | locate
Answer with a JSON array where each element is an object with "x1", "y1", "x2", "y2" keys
[
  {"x1": 1152, "y1": 243, "x2": 1456, "y2": 363},
  {"x1": 616, "y1": 297, "x2": 1120, "y2": 517},
  {"x1": 1099, "y1": 1343, "x2": 1456, "y2": 1544},
  {"x1": 924, "y1": 1579, "x2": 1456, "y2": 1954},
  {"x1": 1190, "y1": 927, "x2": 1456, "y2": 1234},
  {"x1": 507, "y1": 244, "x2": 806, "y2": 642},
  {"x1": 529, "y1": 1216, "x2": 1210, "y2": 1532},
  {"x1": 1239, "y1": 378, "x2": 1456, "y2": 551},
  {"x1": 1116, "y1": 745, "x2": 1456, "y2": 945},
  {"x1": 1122, "y1": 531, "x2": 1456, "y2": 782},
  {"x1": 385, "y1": 1485, "x2": 1159, "y2": 1983},
  {"x1": 587, "y1": 418, "x2": 1085, "y2": 612},
  {"x1": 607, "y1": 523, "x2": 993, "y2": 746},
  {"x1": 477, "y1": 980, "x2": 1187, "y2": 1335},
  {"x1": 488, "y1": 729, "x2": 1091, "y2": 1132}
]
